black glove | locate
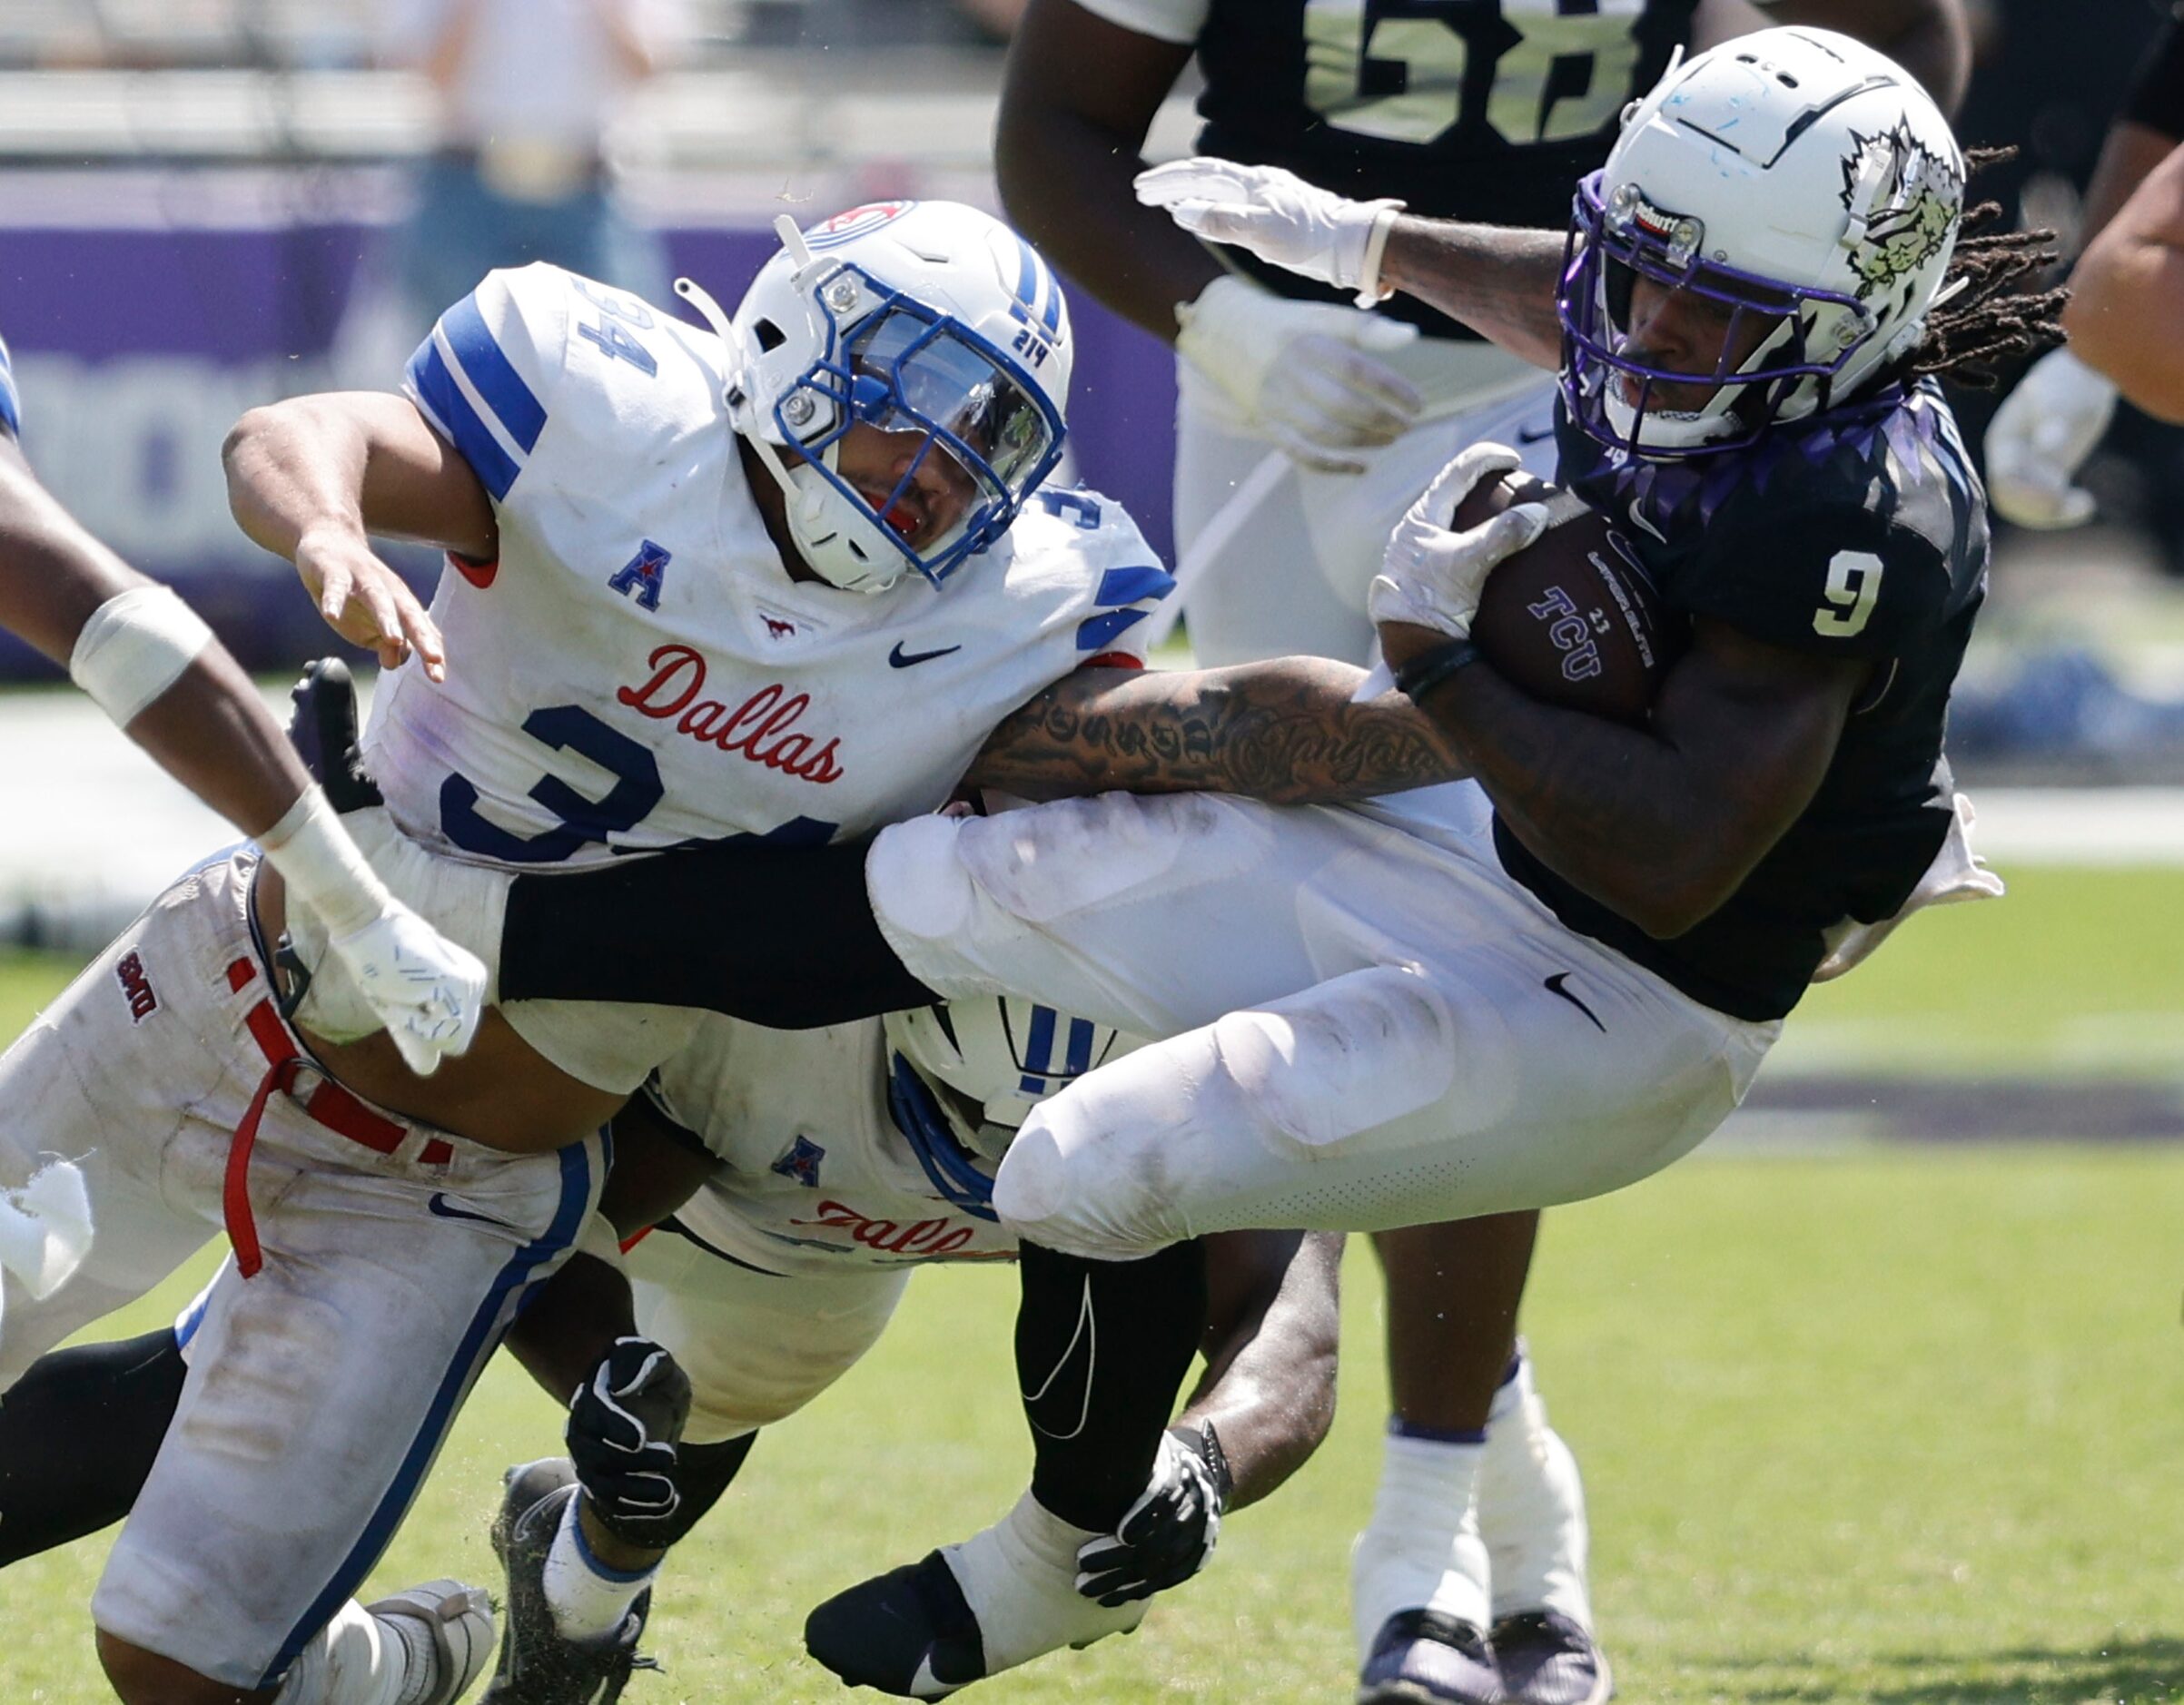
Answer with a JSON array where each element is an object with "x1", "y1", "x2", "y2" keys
[
  {"x1": 1073, "y1": 1420, "x2": 1233, "y2": 1606},
  {"x1": 566, "y1": 1335, "x2": 695, "y2": 1549}
]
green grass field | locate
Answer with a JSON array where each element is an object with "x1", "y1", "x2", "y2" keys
[{"x1": 0, "y1": 864, "x2": 2178, "y2": 1703}]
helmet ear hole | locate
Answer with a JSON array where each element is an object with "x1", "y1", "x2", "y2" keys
[{"x1": 752, "y1": 319, "x2": 786, "y2": 354}]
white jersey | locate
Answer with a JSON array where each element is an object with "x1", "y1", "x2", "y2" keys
[
  {"x1": 645, "y1": 1015, "x2": 1020, "y2": 1278},
  {"x1": 371, "y1": 261, "x2": 1169, "y2": 869}
]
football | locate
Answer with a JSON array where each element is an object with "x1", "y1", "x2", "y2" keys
[{"x1": 1457, "y1": 472, "x2": 1683, "y2": 724}]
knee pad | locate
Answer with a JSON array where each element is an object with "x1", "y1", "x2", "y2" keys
[{"x1": 1211, "y1": 967, "x2": 1462, "y2": 1157}]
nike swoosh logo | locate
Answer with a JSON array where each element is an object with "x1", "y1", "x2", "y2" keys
[
  {"x1": 427, "y1": 1192, "x2": 520, "y2": 1232},
  {"x1": 1517, "y1": 423, "x2": 1556, "y2": 445},
  {"x1": 1544, "y1": 972, "x2": 1606, "y2": 1033},
  {"x1": 890, "y1": 641, "x2": 963, "y2": 668}
]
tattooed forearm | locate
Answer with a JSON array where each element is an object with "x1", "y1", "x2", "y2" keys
[
  {"x1": 966, "y1": 660, "x2": 1468, "y2": 806},
  {"x1": 1378, "y1": 221, "x2": 1566, "y2": 369}
]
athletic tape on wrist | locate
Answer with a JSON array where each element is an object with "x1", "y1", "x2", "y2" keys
[
  {"x1": 258, "y1": 786, "x2": 393, "y2": 941},
  {"x1": 67, "y1": 584, "x2": 213, "y2": 729},
  {"x1": 1353, "y1": 204, "x2": 1406, "y2": 309}
]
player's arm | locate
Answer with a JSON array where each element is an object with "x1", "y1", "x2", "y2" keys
[
  {"x1": 1384, "y1": 616, "x2": 1863, "y2": 939},
  {"x1": 964, "y1": 657, "x2": 1467, "y2": 807},
  {"x1": 1699, "y1": 0, "x2": 1971, "y2": 115},
  {"x1": 1136, "y1": 163, "x2": 1566, "y2": 370},
  {"x1": 2066, "y1": 138, "x2": 2184, "y2": 421},
  {"x1": 223, "y1": 390, "x2": 498, "y2": 679},
  {"x1": 1182, "y1": 1230, "x2": 1342, "y2": 1511},
  {"x1": 0, "y1": 431, "x2": 310, "y2": 836},
  {"x1": 996, "y1": 0, "x2": 1210, "y2": 342}
]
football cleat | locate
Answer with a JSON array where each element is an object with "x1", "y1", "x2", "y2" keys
[
  {"x1": 1491, "y1": 1611, "x2": 1613, "y2": 1705},
  {"x1": 365, "y1": 1578, "x2": 497, "y2": 1705},
  {"x1": 286, "y1": 657, "x2": 383, "y2": 812},
  {"x1": 1358, "y1": 1609, "x2": 1506, "y2": 1705},
  {"x1": 481, "y1": 1458, "x2": 659, "y2": 1705},
  {"x1": 804, "y1": 1491, "x2": 1145, "y2": 1698}
]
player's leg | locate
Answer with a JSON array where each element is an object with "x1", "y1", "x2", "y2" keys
[
  {"x1": 1171, "y1": 373, "x2": 1374, "y2": 665},
  {"x1": 91, "y1": 1126, "x2": 602, "y2": 1705},
  {"x1": 0, "y1": 1327, "x2": 185, "y2": 1567},
  {"x1": 802, "y1": 1237, "x2": 1210, "y2": 1698},
  {"x1": 1348, "y1": 1217, "x2": 1536, "y2": 1705},
  {"x1": 489, "y1": 1228, "x2": 909, "y2": 1702}
]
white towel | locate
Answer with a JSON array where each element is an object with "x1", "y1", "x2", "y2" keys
[{"x1": 1813, "y1": 793, "x2": 2005, "y2": 983}]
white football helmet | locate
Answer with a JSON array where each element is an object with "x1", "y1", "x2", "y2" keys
[
  {"x1": 1558, "y1": 27, "x2": 1966, "y2": 458},
  {"x1": 884, "y1": 996, "x2": 1143, "y2": 1220},
  {"x1": 677, "y1": 201, "x2": 1072, "y2": 593}
]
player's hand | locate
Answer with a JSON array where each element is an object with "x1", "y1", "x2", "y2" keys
[
  {"x1": 321, "y1": 902, "x2": 487, "y2": 1076},
  {"x1": 1139, "y1": 158, "x2": 1404, "y2": 306},
  {"x1": 1984, "y1": 347, "x2": 2118, "y2": 530},
  {"x1": 1367, "y1": 444, "x2": 1548, "y2": 639},
  {"x1": 568, "y1": 1336, "x2": 696, "y2": 1549},
  {"x1": 294, "y1": 525, "x2": 448, "y2": 681},
  {"x1": 1175, "y1": 277, "x2": 1423, "y2": 473},
  {"x1": 1074, "y1": 1423, "x2": 1232, "y2": 1607}
]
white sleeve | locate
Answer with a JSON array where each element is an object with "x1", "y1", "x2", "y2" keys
[
  {"x1": 1063, "y1": 0, "x2": 1205, "y2": 47},
  {"x1": 1062, "y1": 493, "x2": 1174, "y2": 669},
  {"x1": 402, "y1": 262, "x2": 569, "y2": 508}
]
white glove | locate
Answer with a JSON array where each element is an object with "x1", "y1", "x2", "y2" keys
[
  {"x1": 278, "y1": 806, "x2": 508, "y2": 1066},
  {"x1": 1139, "y1": 158, "x2": 1404, "y2": 306},
  {"x1": 1984, "y1": 347, "x2": 2118, "y2": 529},
  {"x1": 323, "y1": 902, "x2": 488, "y2": 1077},
  {"x1": 1367, "y1": 443, "x2": 1549, "y2": 638},
  {"x1": 1176, "y1": 275, "x2": 1423, "y2": 474}
]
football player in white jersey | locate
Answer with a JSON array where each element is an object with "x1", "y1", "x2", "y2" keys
[
  {"x1": 999, "y1": 6, "x2": 1971, "y2": 1701},
  {"x1": 0, "y1": 202, "x2": 1475, "y2": 1705},
  {"x1": 464, "y1": 995, "x2": 1343, "y2": 1700}
]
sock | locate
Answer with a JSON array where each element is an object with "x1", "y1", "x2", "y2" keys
[
  {"x1": 1016, "y1": 1238, "x2": 1207, "y2": 1533},
  {"x1": 272, "y1": 1600, "x2": 406, "y2": 1705},
  {"x1": 942, "y1": 1488, "x2": 1146, "y2": 1672},
  {"x1": 1487, "y1": 1340, "x2": 1529, "y2": 1428},
  {"x1": 1477, "y1": 1347, "x2": 1593, "y2": 1627},
  {"x1": 0, "y1": 1327, "x2": 186, "y2": 1565},
  {"x1": 540, "y1": 1493, "x2": 657, "y2": 1644},
  {"x1": 1350, "y1": 1425, "x2": 1490, "y2": 1663}
]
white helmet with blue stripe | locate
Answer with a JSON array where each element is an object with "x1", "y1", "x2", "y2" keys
[
  {"x1": 677, "y1": 200, "x2": 1072, "y2": 594},
  {"x1": 884, "y1": 996, "x2": 1142, "y2": 1221}
]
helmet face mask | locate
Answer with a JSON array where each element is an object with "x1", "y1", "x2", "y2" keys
[
  {"x1": 684, "y1": 201, "x2": 1072, "y2": 594},
  {"x1": 1556, "y1": 28, "x2": 1964, "y2": 462},
  {"x1": 1561, "y1": 173, "x2": 1879, "y2": 457}
]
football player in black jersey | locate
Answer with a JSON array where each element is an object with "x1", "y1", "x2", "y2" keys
[
  {"x1": 1988, "y1": 8, "x2": 2184, "y2": 522},
  {"x1": 1000, "y1": 3, "x2": 1968, "y2": 1700}
]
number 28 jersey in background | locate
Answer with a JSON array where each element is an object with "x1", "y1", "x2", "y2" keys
[
  {"x1": 369, "y1": 262, "x2": 1169, "y2": 869},
  {"x1": 1078, "y1": 0, "x2": 1737, "y2": 338}
]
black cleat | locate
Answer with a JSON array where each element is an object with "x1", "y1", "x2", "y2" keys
[
  {"x1": 481, "y1": 1458, "x2": 658, "y2": 1705},
  {"x1": 1358, "y1": 1609, "x2": 1505, "y2": 1705},
  {"x1": 286, "y1": 656, "x2": 382, "y2": 810},
  {"x1": 1491, "y1": 1611, "x2": 1612, "y2": 1705},
  {"x1": 804, "y1": 1551, "x2": 986, "y2": 1699}
]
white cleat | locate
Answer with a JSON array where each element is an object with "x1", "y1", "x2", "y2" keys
[{"x1": 367, "y1": 1578, "x2": 499, "y2": 1705}]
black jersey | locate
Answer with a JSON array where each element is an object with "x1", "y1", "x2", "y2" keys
[
  {"x1": 1192, "y1": 0, "x2": 1701, "y2": 339},
  {"x1": 1492, "y1": 379, "x2": 1989, "y2": 1022}
]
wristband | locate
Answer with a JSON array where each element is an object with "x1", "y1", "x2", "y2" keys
[
  {"x1": 1353, "y1": 203, "x2": 1406, "y2": 309},
  {"x1": 258, "y1": 785, "x2": 395, "y2": 941},
  {"x1": 68, "y1": 584, "x2": 214, "y2": 729},
  {"x1": 1393, "y1": 638, "x2": 1483, "y2": 704}
]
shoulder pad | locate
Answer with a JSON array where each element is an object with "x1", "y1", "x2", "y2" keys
[{"x1": 402, "y1": 264, "x2": 572, "y2": 502}]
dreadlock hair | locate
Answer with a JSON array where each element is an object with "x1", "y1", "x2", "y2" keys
[{"x1": 1905, "y1": 147, "x2": 2070, "y2": 389}]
